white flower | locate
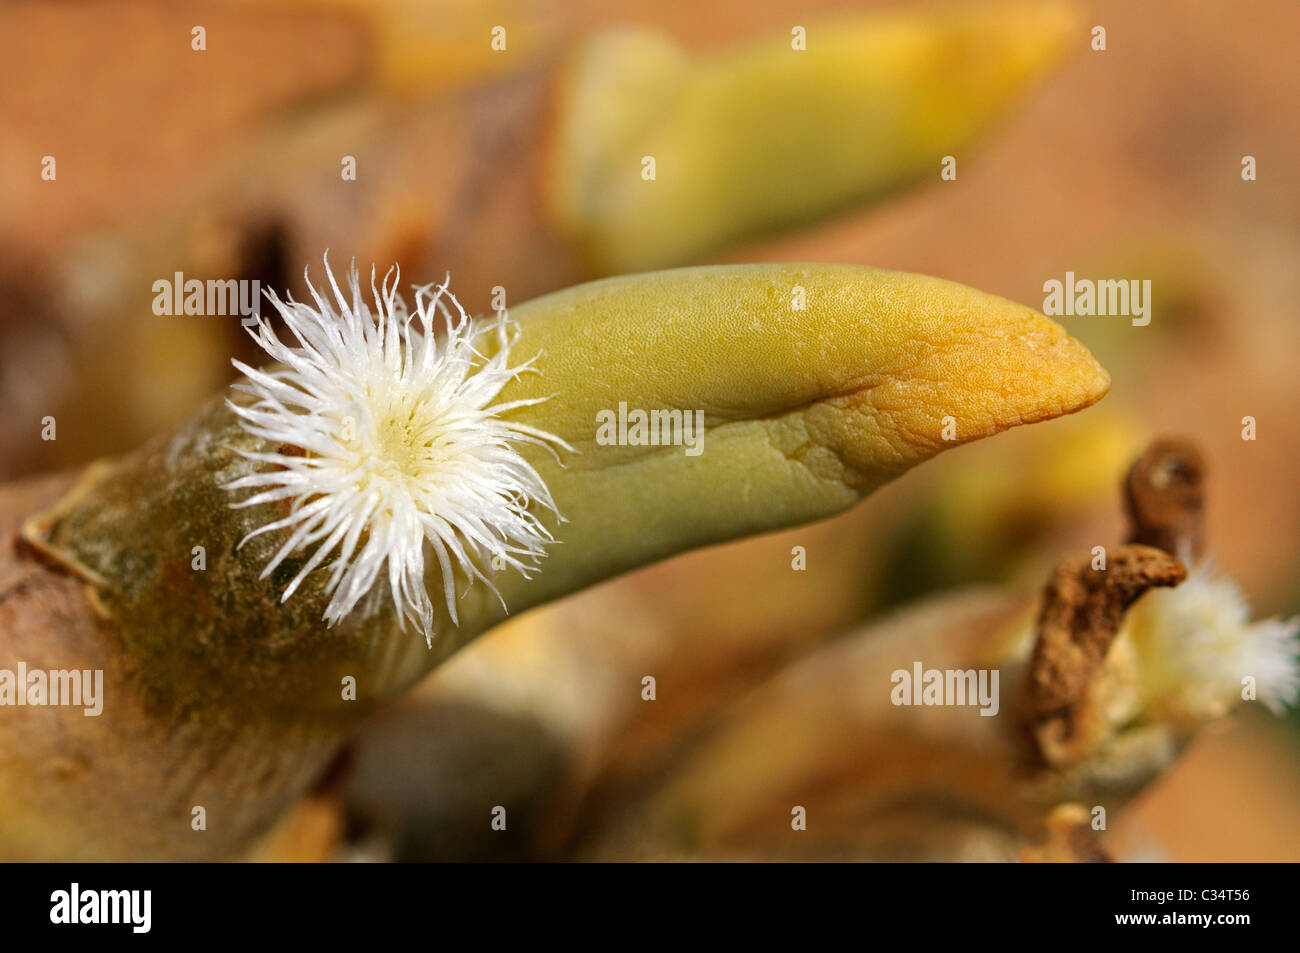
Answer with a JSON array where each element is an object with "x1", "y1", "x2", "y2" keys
[
  {"x1": 223, "y1": 256, "x2": 569, "y2": 646},
  {"x1": 1125, "y1": 561, "x2": 1300, "y2": 719}
]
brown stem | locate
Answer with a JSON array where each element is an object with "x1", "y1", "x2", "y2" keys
[
  {"x1": 1028, "y1": 545, "x2": 1186, "y2": 766},
  {"x1": 0, "y1": 403, "x2": 436, "y2": 861}
]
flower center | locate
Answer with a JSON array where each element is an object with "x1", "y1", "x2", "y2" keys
[{"x1": 374, "y1": 412, "x2": 430, "y2": 481}]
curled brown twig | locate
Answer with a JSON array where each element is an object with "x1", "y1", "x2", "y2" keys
[
  {"x1": 1029, "y1": 544, "x2": 1186, "y2": 766},
  {"x1": 1124, "y1": 437, "x2": 1205, "y2": 560},
  {"x1": 1026, "y1": 437, "x2": 1208, "y2": 768},
  {"x1": 1029, "y1": 544, "x2": 1187, "y2": 720}
]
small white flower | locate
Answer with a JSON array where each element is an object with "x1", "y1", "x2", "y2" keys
[
  {"x1": 223, "y1": 256, "x2": 569, "y2": 645},
  {"x1": 1125, "y1": 561, "x2": 1300, "y2": 719}
]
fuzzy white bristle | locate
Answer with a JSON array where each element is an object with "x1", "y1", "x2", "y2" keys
[
  {"x1": 223, "y1": 255, "x2": 570, "y2": 646},
  {"x1": 1124, "y1": 562, "x2": 1300, "y2": 720}
]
